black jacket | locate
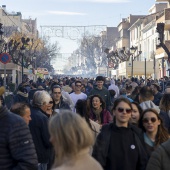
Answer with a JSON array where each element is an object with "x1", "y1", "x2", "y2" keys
[
  {"x1": 92, "y1": 123, "x2": 148, "y2": 170},
  {"x1": 29, "y1": 106, "x2": 52, "y2": 163},
  {"x1": 13, "y1": 91, "x2": 29, "y2": 104},
  {"x1": 53, "y1": 97, "x2": 71, "y2": 111},
  {"x1": 0, "y1": 106, "x2": 38, "y2": 170}
]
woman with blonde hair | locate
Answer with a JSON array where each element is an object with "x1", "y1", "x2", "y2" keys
[{"x1": 49, "y1": 110, "x2": 103, "y2": 170}]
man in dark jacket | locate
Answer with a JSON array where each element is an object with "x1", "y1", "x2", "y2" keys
[
  {"x1": 88, "y1": 76, "x2": 111, "y2": 110},
  {"x1": 0, "y1": 104, "x2": 38, "y2": 170},
  {"x1": 13, "y1": 85, "x2": 29, "y2": 104},
  {"x1": 51, "y1": 85, "x2": 71, "y2": 112},
  {"x1": 29, "y1": 90, "x2": 52, "y2": 170},
  {"x1": 150, "y1": 83, "x2": 163, "y2": 106}
]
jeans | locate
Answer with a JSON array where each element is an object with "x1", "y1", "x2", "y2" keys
[{"x1": 38, "y1": 163, "x2": 48, "y2": 170}]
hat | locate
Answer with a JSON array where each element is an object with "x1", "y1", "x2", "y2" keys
[{"x1": 152, "y1": 83, "x2": 160, "y2": 90}]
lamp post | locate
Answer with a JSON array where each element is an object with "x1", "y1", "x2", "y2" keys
[
  {"x1": 130, "y1": 46, "x2": 137, "y2": 77},
  {"x1": 145, "y1": 58, "x2": 146, "y2": 84},
  {"x1": 20, "y1": 37, "x2": 30, "y2": 82}
]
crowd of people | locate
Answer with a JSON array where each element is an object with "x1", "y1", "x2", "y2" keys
[{"x1": 1, "y1": 75, "x2": 170, "y2": 170}]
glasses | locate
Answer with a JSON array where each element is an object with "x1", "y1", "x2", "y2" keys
[
  {"x1": 117, "y1": 107, "x2": 132, "y2": 114},
  {"x1": 75, "y1": 85, "x2": 81, "y2": 87},
  {"x1": 53, "y1": 92, "x2": 61, "y2": 94},
  {"x1": 59, "y1": 84, "x2": 63, "y2": 86},
  {"x1": 49, "y1": 101, "x2": 53, "y2": 104},
  {"x1": 142, "y1": 117, "x2": 157, "y2": 124}
]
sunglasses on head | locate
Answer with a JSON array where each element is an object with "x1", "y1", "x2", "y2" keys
[
  {"x1": 117, "y1": 107, "x2": 132, "y2": 114},
  {"x1": 142, "y1": 117, "x2": 157, "y2": 123},
  {"x1": 49, "y1": 101, "x2": 53, "y2": 104}
]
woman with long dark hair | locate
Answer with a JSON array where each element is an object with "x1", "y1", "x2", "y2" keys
[
  {"x1": 89, "y1": 94, "x2": 112, "y2": 125},
  {"x1": 139, "y1": 108, "x2": 169, "y2": 157}
]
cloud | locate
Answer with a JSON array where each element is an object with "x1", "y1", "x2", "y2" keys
[{"x1": 48, "y1": 11, "x2": 87, "y2": 16}]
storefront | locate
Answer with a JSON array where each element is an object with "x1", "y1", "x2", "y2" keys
[{"x1": 117, "y1": 60, "x2": 159, "y2": 79}]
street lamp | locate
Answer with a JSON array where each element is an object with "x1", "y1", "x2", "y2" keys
[
  {"x1": 130, "y1": 46, "x2": 137, "y2": 77},
  {"x1": 20, "y1": 37, "x2": 30, "y2": 82}
]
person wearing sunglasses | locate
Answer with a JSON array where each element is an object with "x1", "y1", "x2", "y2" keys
[
  {"x1": 46, "y1": 98, "x2": 54, "y2": 117},
  {"x1": 139, "y1": 108, "x2": 169, "y2": 158},
  {"x1": 69, "y1": 80, "x2": 87, "y2": 111},
  {"x1": 92, "y1": 97, "x2": 148, "y2": 170},
  {"x1": 51, "y1": 85, "x2": 71, "y2": 113}
]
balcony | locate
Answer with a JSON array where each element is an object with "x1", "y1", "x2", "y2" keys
[
  {"x1": 164, "y1": 8, "x2": 170, "y2": 30},
  {"x1": 156, "y1": 40, "x2": 170, "y2": 57}
]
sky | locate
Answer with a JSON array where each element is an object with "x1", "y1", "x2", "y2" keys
[{"x1": 1, "y1": 0, "x2": 158, "y2": 69}]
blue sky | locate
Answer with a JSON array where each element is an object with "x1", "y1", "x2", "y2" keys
[
  {"x1": 2, "y1": 0, "x2": 156, "y2": 26},
  {"x1": 1, "y1": 0, "x2": 157, "y2": 54}
]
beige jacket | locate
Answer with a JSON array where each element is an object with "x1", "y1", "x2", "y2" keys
[{"x1": 52, "y1": 148, "x2": 103, "y2": 170}]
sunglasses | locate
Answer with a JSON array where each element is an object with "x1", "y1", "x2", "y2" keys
[
  {"x1": 76, "y1": 85, "x2": 81, "y2": 87},
  {"x1": 49, "y1": 101, "x2": 53, "y2": 104},
  {"x1": 142, "y1": 117, "x2": 157, "y2": 123},
  {"x1": 53, "y1": 92, "x2": 61, "y2": 94},
  {"x1": 117, "y1": 107, "x2": 132, "y2": 114}
]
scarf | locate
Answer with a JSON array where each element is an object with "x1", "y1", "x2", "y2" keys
[
  {"x1": 17, "y1": 91, "x2": 28, "y2": 97},
  {"x1": 92, "y1": 107, "x2": 103, "y2": 124}
]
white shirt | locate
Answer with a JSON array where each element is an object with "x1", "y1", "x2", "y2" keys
[{"x1": 69, "y1": 92, "x2": 87, "y2": 111}]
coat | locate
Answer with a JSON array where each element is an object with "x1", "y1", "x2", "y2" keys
[
  {"x1": 92, "y1": 123, "x2": 148, "y2": 170},
  {"x1": 90, "y1": 109, "x2": 112, "y2": 125},
  {"x1": 0, "y1": 106, "x2": 38, "y2": 170},
  {"x1": 29, "y1": 106, "x2": 52, "y2": 163},
  {"x1": 146, "y1": 138, "x2": 170, "y2": 170}
]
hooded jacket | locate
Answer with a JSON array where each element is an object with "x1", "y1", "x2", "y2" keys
[
  {"x1": 146, "y1": 138, "x2": 170, "y2": 170},
  {"x1": 139, "y1": 100, "x2": 160, "y2": 113},
  {"x1": 108, "y1": 80, "x2": 119, "y2": 98}
]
